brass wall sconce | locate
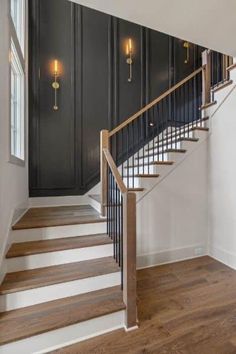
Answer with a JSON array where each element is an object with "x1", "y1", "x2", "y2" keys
[
  {"x1": 183, "y1": 41, "x2": 190, "y2": 64},
  {"x1": 126, "y1": 38, "x2": 133, "y2": 82},
  {"x1": 52, "y1": 59, "x2": 60, "y2": 111}
]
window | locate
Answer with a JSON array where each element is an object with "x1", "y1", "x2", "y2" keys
[
  {"x1": 11, "y1": 0, "x2": 25, "y2": 53},
  {"x1": 10, "y1": 0, "x2": 26, "y2": 163},
  {"x1": 11, "y1": 41, "x2": 24, "y2": 160}
]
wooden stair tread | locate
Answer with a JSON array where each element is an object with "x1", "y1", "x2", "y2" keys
[
  {"x1": 0, "y1": 256, "x2": 119, "y2": 295},
  {"x1": 227, "y1": 63, "x2": 236, "y2": 71},
  {"x1": 6, "y1": 234, "x2": 112, "y2": 258},
  {"x1": 192, "y1": 127, "x2": 209, "y2": 131},
  {"x1": 0, "y1": 286, "x2": 125, "y2": 346},
  {"x1": 12, "y1": 205, "x2": 105, "y2": 230},
  {"x1": 212, "y1": 79, "x2": 233, "y2": 93},
  {"x1": 165, "y1": 148, "x2": 186, "y2": 153},
  {"x1": 124, "y1": 161, "x2": 174, "y2": 169},
  {"x1": 135, "y1": 174, "x2": 160, "y2": 178},
  {"x1": 200, "y1": 101, "x2": 217, "y2": 110},
  {"x1": 128, "y1": 188, "x2": 144, "y2": 192}
]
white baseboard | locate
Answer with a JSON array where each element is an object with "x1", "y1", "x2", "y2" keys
[
  {"x1": 137, "y1": 244, "x2": 207, "y2": 269},
  {"x1": 0, "y1": 259, "x2": 7, "y2": 285},
  {"x1": 0, "y1": 202, "x2": 29, "y2": 284},
  {"x1": 0, "y1": 272, "x2": 121, "y2": 312},
  {"x1": 29, "y1": 195, "x2": 89, "y2": 208},
  {"x1": 89, "y1": 197, "x2": 101, "y2": 214},
  {"x1": 0, "y1": 310, "x2": 125, "y2": 354},
  {"x1": 7, "y1": 244, "x2": 113, "y2": 272},
  {"x1": 209, "y1": 245, "x2": 236, "y2": 270}
]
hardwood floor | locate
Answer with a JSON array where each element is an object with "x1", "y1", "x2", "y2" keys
[
  {"x1": 12, "y1": 205, "x2": 105, "y2": 230},
  {"x1": 50, "y1": 256, "x2": 236, "y2": 354}
]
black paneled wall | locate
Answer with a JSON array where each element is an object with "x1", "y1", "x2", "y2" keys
[{"x1": 29, "y1": 0, "x2": 203, "y2": 197}]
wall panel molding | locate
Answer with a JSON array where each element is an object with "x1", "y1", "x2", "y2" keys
[{"x1": 29, "y1": 0, "x2": 204, "y2": 197}]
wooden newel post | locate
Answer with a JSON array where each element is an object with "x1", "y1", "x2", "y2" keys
[
  {"x1": 202, "y1": 49, "x2": 211, "y2": 106},
  {"x1": 100, "y1": 130, "x2": 109, "y2": 217},
  {"x1": 123, "y1": 192, "x2": 137, "y2": 330}
]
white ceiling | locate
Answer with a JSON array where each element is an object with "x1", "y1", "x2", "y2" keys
[{"x1": 70, "y1": 0, "x2": 236, "y2": 57}]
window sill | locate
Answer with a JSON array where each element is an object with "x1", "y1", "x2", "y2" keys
[{"x1": 8, "y1": 155, "x2": 25, "y2": 167}]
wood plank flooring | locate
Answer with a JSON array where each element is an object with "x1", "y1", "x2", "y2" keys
[
  {"x1": 12, "y1": 205, "x2": 105, "y2": 230},
  {"x1": 6, "y1": 234, "x2": 112, "y2": 258},
  {"x1": 50, "y1": 256, "x2": 236, "y2": 354},
  {"x1": 0, "y1": 286, "x2": 125, "y2": 345},
  {"x1": 0, "y1": 257, "x2": 119, "y2": 294}
]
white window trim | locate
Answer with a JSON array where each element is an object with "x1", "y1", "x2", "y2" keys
[{"x1": 8, "y1": 0, "x2": 27, "y2": 167}]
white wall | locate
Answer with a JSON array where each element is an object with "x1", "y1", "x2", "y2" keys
[
  {"x1": 71, "y1": 0, "x2": 236, "y2": 57},
  {"x1": 0, "y1": 0, "x2": 29, "y2": 279},
  {"x1": 208, "y1": 85, "x2": 236, "y2": 269},
  {"x1": 136, "y1": 141, "x2": 208, "y2": 268}
]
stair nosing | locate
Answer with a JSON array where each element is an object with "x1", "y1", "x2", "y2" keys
[
  {"x1": 124, "y1": 161, "x2": 174, "y2": 169},
  {"x1": 12, "y1": 217, "x2": 106, "y2": 231}
]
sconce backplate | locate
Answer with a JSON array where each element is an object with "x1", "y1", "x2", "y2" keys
[{"x1": 52, "y1": 82, "x2": 60, "y2": 89}]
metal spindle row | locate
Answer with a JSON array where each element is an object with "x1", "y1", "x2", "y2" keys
[
  {"x1": 107, "y1": 169, "x2": 123, "y2": 287},
  {"x1": 110, "y1": 70, "x2": 204, "y2": 190}
]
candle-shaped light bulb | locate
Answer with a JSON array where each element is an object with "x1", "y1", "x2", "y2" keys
[
  {"x1": 54, "y1": 60, "x2": 58, "y2": 74},
  {"x1": 128, "y1": 38, "x2": 132, "y2": 53},
  {"x1": 126, "y1": 44, "x2": 129, "y2": 56}
]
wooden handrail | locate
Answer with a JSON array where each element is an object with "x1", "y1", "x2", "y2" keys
[
  {"x1": 103, "y1": 148, "x2": 127, "y2": 194},
  {"x1": 109, "y1": 66, "x2": 204, "y2": 137}
]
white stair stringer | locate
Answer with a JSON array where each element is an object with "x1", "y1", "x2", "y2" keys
[{"x1": 125, "y1": 128, "x2": 209, "y2": 202}]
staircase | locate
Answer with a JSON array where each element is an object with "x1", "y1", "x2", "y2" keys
[
  {"x1": 0, "y1": 206, "x2": 125, "y2": 353},
  {"x1": 0, "y1": 50, "x2": 235, "y2": 353}
]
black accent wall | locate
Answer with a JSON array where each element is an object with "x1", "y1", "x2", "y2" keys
[{"x1": 29, "y1": 0, "x2": 203, "y2": 197}]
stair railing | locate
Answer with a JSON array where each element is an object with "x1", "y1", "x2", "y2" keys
[
  {"x1": 101, "y1": 146, "x2": 137, "y2": 329},
  {"x1": 99, "y1": 48, "x2": 232, "y2": 330}
]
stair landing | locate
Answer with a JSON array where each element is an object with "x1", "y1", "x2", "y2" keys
[{"x1": 12, "y1": 205, "x2": 105, "y2": 230}]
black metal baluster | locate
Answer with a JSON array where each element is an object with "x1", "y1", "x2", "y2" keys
[
  {"x1": 126, "y1": 126, "x2": 129, "y2": 189},
  {"x1": 118, "y1": 188, "x2": 120, "y2": 266},
  {"x1": 137, "y1": 116, "x2": 140, "y2": 176},
  {"x1": 121, "y1": 195, "x2": 123, "y2": 289},
  {"x1": 131, "y1": 121, "x2": 134, "y2": 188},
  {"x1": 115, "y1": 182, "x2": 118, "y2": 262}
]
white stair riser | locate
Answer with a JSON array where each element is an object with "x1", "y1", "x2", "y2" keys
[
  {"x1": 6, "y1": 244, "x2": 113, "y2": 272},
  {"x1": 141, "y1": 142, "x2": 182, "y2": 157},
  {"x1": 0, "y1": 310, "x2": 125, "y2": 354},
  {"x1": 193, "y1": 130, "x2": 209, "y2": 141},
  {"x1": 124, "y1": 165, "x2": 158, "y2": 175},
  {"x1": 10, "y1": 222, "x2": 107, "y2": 243},
  {"x1": 123, "y1": 177, "x2": 141, "y2": 188},
  {"x1": 0, "y1": 272, "x2": 121, "y2": 312},
  {"x1": 134, "y1": 153, "x2": 169, "y2": 165},
  {"x1": 125, "y1": 163, "x2": 174, "y2": 176}
]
